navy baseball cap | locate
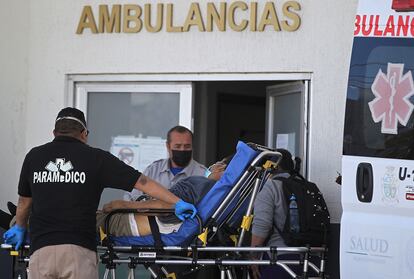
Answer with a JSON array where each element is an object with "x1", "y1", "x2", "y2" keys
[{"x1": 55, "y1": 107, "x2": 87, "y2": 130}]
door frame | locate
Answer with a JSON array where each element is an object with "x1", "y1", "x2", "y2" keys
[
  {"x1": 72, "y1": 82, "x2": 193, "y2": 129},
  {"x1": 66, "y1": 72, "x2": 312, "y2": 177}
]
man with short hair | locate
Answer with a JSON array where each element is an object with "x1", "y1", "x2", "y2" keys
[
  {"x1": 3, "y1": 107, "x2": 197, "y2": 279},
  {"x1": 126, "y1": 125, "x2": 206, "y2": 201}
]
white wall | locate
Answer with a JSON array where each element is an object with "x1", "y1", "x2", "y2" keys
[
  {"x1": 304, "y1": 2, "x2": 358, "y2": 222},
  {"x1": 0, "y1": 1, "x2": 29, "y2": 211},
  {"x1": 1, "y1": 0, "x2": 358, "y2": 223}
]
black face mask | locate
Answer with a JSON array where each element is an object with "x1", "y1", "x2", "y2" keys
[{"x1": 171, "y1": 150, "x2": 192, "y2": 167}]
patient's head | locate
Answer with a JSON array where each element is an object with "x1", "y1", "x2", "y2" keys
[{"x1": 207, "y1": 155, "x2": 234, "y2": 181}]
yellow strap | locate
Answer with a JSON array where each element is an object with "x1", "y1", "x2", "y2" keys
[
  {"x1": 10, "y1": 251, "x2": 19, "y2": 256},
  {"x1": 197, "y1": 228, "x2": 208, "y2": 246},
  {"x1": 167, "y1": 273, "x2": 177, "y2": 279},
  {"x1": 99, "y1": 226, "x2": 107, "y2": 241},
  {"x1": 241, "y1": 215, "x2": 253, "y2": 231},
  {"x1": 263, "y1": 160, "x2": 277, "y2": 170},
  {"x1": 229, "y1": 235, "x2": 238, "y2": 246}
]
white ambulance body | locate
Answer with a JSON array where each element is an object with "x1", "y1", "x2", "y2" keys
[{"x1": 341, "y1": 0, "x2": 414, "y2": 278}]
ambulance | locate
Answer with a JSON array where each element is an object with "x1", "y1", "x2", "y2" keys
[{"x1": 341, "y1": 0, "x2": 414, "y2": 278}]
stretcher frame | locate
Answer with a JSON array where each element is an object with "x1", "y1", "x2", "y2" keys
[
  {"x1": 1, "y1": 143, "x2": 328, "y2": 279},
  {"x1": 1, "y1": 243, "x2": 327, "y2": 279},
  {"x1": 97, "y1": 143, "x2": 328, "y2": 279}
]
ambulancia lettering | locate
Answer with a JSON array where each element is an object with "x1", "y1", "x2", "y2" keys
[{"x1": 354, "y1": 14, "x2": 414, "y2": 37}]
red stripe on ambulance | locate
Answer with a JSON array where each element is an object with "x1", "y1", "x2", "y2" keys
[{"x1": 354, "y1": 14, "x2": 414, "y2": 37}]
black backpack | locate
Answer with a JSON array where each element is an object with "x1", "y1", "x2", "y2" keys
[{"x1": 274, "y1": 174, "x2": 330, "y2": 247}]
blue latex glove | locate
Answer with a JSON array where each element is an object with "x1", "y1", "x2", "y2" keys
[
  {"x1": 174, "y1": 200, "x2": 197, "y2": 221},
  {"x1": 3, "y1": 224, "x2": 26, "y2": 250}
]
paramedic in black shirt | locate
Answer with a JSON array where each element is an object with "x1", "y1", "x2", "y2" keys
[{"x1": 2, "y1": 107, "x2": 197, "y2": 279}]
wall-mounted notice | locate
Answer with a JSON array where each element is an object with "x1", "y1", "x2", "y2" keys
[
  {"x1": 276, "y1": 133, "x2": 296, "y2": 156},
  {"x1": 110, "y1": 135, "x2": 167, "y2": 171}
]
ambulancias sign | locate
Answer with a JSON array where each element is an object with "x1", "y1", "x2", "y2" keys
[{"x1": 76, "y1": 1, "x2": 301, "y2": 34}]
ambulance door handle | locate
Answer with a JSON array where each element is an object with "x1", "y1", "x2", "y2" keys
[{"x1": 356, "y1": 163, "x2": 373, "y2": 203}]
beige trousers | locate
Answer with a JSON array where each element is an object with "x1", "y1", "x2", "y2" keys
[{"x1": 29, "y1": 244, "x2": 98, "y2": 279}]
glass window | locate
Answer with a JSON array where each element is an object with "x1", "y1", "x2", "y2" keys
[
  {"x1": 75, "y1": 82, "x2": 192, "y2": 207},
  {"x1": 266, "y1": 81, "x2": 307, "y2": 174},
  {"x1": 269, "y1": 91, "x2": 302, "y2": 156},
  {"x1": 344, "y1": 37, "x2": 414, "y2": 159},
  {"x1": 88, "y1": 92, "x2": 179, "y2": 151}
]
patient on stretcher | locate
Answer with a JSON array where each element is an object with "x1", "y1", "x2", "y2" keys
[{"x1": 96, "y1": 157, "x2": 230, "y2": 237}]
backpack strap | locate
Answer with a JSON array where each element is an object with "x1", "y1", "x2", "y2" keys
[
  {"x1": 293, "y1": 172, "x2": 306, "y2": 181},
  {"x1": 272, "y1": 176, "x2": 292, "y2": 202}
]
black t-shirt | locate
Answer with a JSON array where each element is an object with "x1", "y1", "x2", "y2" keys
[
  {"x1": 158, "y1": 176, "x2": 216, "y2": 223},
  {"x1": 18, "y1": 136, "x2": 141, "y2": 254}
]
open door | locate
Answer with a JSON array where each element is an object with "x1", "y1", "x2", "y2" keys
[{"x1": 266, "y1": 81, "x2": 308, "y2": 174}]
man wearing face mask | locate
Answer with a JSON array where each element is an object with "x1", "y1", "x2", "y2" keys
[{"x1": 126, "y1": 126, "x2": 207, "y2": 201}]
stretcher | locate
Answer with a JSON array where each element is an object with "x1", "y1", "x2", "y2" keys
[{"x1": 2, "y1": 142, "x2": 328, "y2": 279}]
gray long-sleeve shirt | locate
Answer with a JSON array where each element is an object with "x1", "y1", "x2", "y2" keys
[{"x1": 252, "y1": 173, "x2": 289, "y2": 247}]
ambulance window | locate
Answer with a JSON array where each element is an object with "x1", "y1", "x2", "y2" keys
[{"x1": 343, "y1": 37, "x2": 414, "y2": 159}]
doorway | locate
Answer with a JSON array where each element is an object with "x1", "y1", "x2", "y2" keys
[
  {"x1": 193, "y1": 80, "x2": 308, "y2": 171},
  {"x1": 68, "y1": 75, "x2": 310, "y2": 179},
  {"x1": 216, "y1": 93, "x2": 266, "y2": 160}
]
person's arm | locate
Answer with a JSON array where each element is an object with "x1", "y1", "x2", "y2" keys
[
  {"x1": 134, "y1": 175, "x2": 197, "y2": 220},
  {"x1": 134, "y1": 175, "x2": 180, "y2": 204},
  {"x1": 251, "y1": 234, "x2": 266, "y2": 248},
  {"x1": 3, "y1": 196, "x2": 31, "y2": 250},
  {"x1": 123, "y1": 164, "x2": 154, "y2": 201},
  {"x1": 4, "y1": 152, "x2": 33, "y2": 250},
  {"x1": 250, "y1": 233, "x2": 267, "y2": 259},
  {"x1": 250, "y1": 234, "x2": 266, "y2": 279},
  {"x1": 251, "y1": 182, "x2": 275, "y2": 244},
  {"x1": 103, "y1": 199, "x2": 173, "y2": 212},
  {"x1": 15, "y1": 196, "x2": 32, "y2": 227},
  {"x1": 249, "y1": 181, "x2": 276, "y2": 278}
]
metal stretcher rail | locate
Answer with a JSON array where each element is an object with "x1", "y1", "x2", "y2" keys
[
  {"x1": 2, "y1": 244, "x2": 328, "y2": 278},
  {"x1": 100, "y1": 245, "x2": 327, "y2": 279},
  {"x1": 106, "y1": 259, "x2": 311, "y2": 266},
  {"x1": 98, "y1": 246, "x2": 323, "y2": 253}
]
